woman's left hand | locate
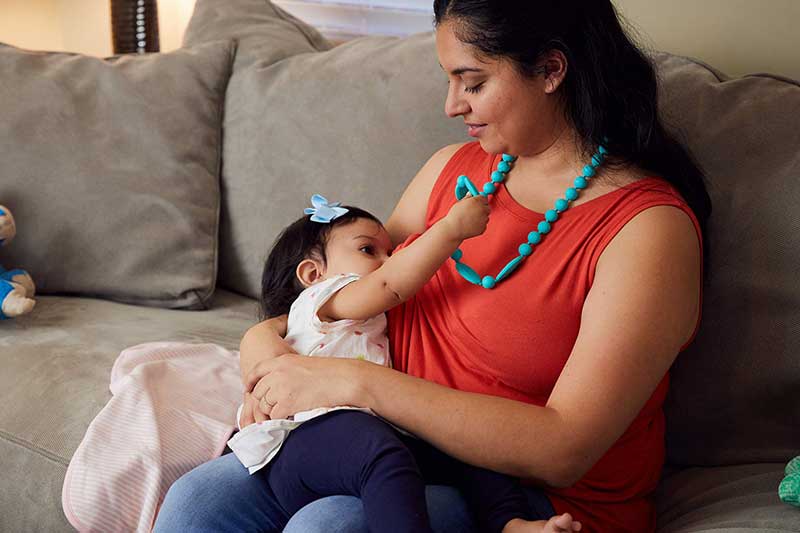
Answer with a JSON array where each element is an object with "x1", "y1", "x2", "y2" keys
[{"x1": 245, "y1": 354, "x2": 367, "y2": 420}]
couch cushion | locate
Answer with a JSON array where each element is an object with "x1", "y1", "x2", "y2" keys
[
  {"x1": 0, "y1": 291, "x2": 257, "y2": 530},
  {"x1": 182, "y1": 1, "x2": 467, "y2": 300},
  {"x1": 655, "y1": 463, "x2": 797, "y2": 532},
  {"x1": 0, "y1": 439, "x2": 70, "y2": 532},
  {"x1": 654, "y1": 52, "x2": 800, "y2": 467},
  {"x1": 0, "y1": 291, "x2": 257, "y2": 463},
  {"x1": 0, "y1": 40, "x2": 235, "y2": 310},
  {"x1": 183, "y1": 0, "x2": 331, "y2": 70},
  {"x1": 213, "y1": 30, "x2": 467, "y2": 299}
]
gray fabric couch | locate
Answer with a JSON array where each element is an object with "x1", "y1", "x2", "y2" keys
[{"x1": 1, "y1": 1, "x2": 799, "y2": 531}]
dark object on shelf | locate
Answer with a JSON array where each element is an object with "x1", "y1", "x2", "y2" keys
[{"x1": 111, "y1": 0, "x2": 160, "y2": 54}]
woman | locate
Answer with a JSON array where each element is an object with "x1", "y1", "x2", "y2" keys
[{"x1": 155, "y1": 1, "x2": 710, "y2": 531}]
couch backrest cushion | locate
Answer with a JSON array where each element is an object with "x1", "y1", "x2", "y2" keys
[
  {"x1": 183, "y1": 1, "x2": 466, "y2": 300},
  {"x1": 183, "y1": 0, "x2": 331, "y2": 69},
  {"x1": 654, "y1": 52, "x2": 800, "y2": 466},
  {"x1": 217, "y1": 31, "x2": 467, "y2": 300},
  {"x1": 0, "y1": 40, "x2": 235, "y2": 310}
]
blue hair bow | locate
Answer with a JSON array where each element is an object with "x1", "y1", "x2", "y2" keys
[{"x1": 304, "y1": 194, "x2": 349, "y2": 223}]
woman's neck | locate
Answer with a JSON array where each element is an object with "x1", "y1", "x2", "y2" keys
[{"x1": 510, "y1": 125, "x2": 587, "y2": 186}]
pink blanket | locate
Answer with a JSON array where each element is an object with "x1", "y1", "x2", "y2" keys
[{"x1": 62, "y1": 342, "x2": 242, "y2": 532}]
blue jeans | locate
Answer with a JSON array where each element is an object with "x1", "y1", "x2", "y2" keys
[
  {"x1": 154, "y1": 454, "x2": 556, "y2": 532},
  {"x1": 282, "y1": 486, "x2": 557, "y2": 533},
  {"x1": 154, "y1": 413, "x2": 555, "y2": 532}
]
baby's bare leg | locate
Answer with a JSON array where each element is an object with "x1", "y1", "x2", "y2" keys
[{"x1": 503, "y1": 513, "x2": 582, "y2": 533}]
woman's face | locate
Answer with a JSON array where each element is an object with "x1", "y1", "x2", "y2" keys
[{"x1": 435, "y1": 21, "x2": 566, "y2": 157}]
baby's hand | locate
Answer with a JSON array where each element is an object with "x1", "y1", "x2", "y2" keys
[{"x1": 445, "y1": 194, "x2": 490, "y2": 240}]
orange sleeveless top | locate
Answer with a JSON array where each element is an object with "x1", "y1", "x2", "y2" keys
[{"x1": 387, "y1": 142, "x2": 703, "y2": 532}]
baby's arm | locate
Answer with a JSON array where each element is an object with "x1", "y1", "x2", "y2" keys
[{"x1": 319, "y1": 194, "x2": 489, "y2": 322}]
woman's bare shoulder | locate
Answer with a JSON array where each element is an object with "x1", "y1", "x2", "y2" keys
[
  {"x1": 385, "y1": 142, "x2": 469, "y2": 246},
  {"x1": 435, "y1": 142, "x2": 470, "y2": 161},
  {"x1": 420, "y1": 142, "x2": 470, "y2": 180}
]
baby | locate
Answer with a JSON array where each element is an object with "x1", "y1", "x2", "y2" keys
[{"x1": 228, "y1": 194, "x2": 581, "y2": 533}]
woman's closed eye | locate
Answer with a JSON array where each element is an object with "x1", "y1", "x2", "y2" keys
[
  {"x1": 446, "y1": 79, "x2": 485, "y2": 94},
  {"x1": 464, "y1": 82, "x2": 484, "y2": 94}
]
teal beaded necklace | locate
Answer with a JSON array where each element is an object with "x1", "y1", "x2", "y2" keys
[{"x1": 451, "y1": 143, "x2": 608, "y2": 289}]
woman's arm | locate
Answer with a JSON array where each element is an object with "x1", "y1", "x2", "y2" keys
[
  {"x1": 247, "y1": 206, "x2": 701, "y2": 487},
  {"x1": 239, "y1": 315, "x2": 294, "y2": 381},
  {"x1": 238, "y1": 315, "x2": 295, "y2": 426}
]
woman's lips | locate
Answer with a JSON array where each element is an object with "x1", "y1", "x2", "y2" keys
[{"x1": 467, "y1": 124, "x2": 487, "y2": 137}]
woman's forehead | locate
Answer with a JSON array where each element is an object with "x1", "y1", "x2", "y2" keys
[{"x1": 436, "y1": 24, "x2": 497, "y2": 74}]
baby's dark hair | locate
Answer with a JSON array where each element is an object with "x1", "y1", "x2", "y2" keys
[{"x1": 259, "y1": 206, "x2": 382, "y2": 321}]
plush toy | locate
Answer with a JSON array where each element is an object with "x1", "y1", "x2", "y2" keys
[
  {"x1": 0, "y1": 204, "x2": 36, "y2": 320},
  {"x1": 779, "y1": 456, "x2": 800, "y2": 507}
]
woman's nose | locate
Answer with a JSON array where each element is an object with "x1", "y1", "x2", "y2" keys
[{"x1": 444, "y1": 84, "x2": 469, "y2": 118}]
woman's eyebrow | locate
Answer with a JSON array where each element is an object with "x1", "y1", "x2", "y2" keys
[{"x1": 438, "y1": 63, "x2": 485, "y2": 76}]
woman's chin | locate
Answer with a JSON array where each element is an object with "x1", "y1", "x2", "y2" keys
[
  {"x1": 475, "y1": 137, "x2": 493, "y2": 152},
  {"x1": 477, "y1": 138, "x2": 508, "y2": 156}
]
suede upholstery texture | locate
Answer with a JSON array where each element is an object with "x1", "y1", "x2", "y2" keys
[
  {"x1": 183, "y1": 0, "x2": 331, "y2": 69},
  {"x1": 0, "y1": 292, "x2": 257, "y2": 532},
  {"x1": 0, "y1": 0, "x2": 798, "y2": 531},
  {"x1": 654, "y1": 54, "x2": 800, "y2": 468},
  {"x1": 0, "y1": 40, "x2": 236, "y2": 310},
  {"x1": 205, "y1": 32, "x2": 467, "y2": 300},
  {"x1": 183, "y1": 1, "x2": 466, "y2": 301}
]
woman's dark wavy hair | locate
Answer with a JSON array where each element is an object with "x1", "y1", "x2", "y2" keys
[
  {"x1": 259, "y1": 207, "x2": 382, "y2": 320},
  {"x1": 433, "y1": 0, "x2": 712, "y2": 272}
]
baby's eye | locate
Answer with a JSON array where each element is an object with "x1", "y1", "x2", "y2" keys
[{"x1": 360, "y1": 246, "x2": 374, "y2": 255}]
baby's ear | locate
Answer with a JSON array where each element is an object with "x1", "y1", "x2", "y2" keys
[{"x1": 296, "y1": 259, "x2": 324, "y2": 288}]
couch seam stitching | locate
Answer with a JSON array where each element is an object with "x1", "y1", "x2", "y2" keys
[
  {"x1": 201, "y1": 40, "x2": 235, "y2": 311},
  {"x1": 0, "y1": 428, "x2": 70, "y2": 467}
]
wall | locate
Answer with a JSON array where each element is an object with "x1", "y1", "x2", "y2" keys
[
  {"x1": 56, "y1": 0, "x2": 110, "y2": 57},
  {"x1": 613, "y1": 0, "x2": 800, "y2": 79},
  {"x1": 1, "y1": 0, "x2": 63, "y2": 52},
  {"x1": 0, "y1": 0, "x2": 192, "y2": 57},
  {"x1": 0, "y1": 0, "x2": 798, "y2": 80}
]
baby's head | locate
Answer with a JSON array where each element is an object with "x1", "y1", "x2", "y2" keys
[{"x1": 259, "y1": 206, "x2": 393, "y2": 320}]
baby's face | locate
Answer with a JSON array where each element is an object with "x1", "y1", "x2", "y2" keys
[{"x1": 321, "y1": 218, "x2": 393, "y2": 279}]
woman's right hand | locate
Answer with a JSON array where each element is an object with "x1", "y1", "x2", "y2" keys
[
  {"x1": 238, "y1": 317, "x2": 294, "y2": 428},
  {"x1": 239, "y1": 315, "x2": 295, "y2": 383},
  {"x1": 239, "y1": 390, "x2": 270, "y2": 428}
]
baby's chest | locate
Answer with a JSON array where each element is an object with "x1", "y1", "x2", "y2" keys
[{"x1": 286, "y1": 312, "x2": 389, "y2": 366}]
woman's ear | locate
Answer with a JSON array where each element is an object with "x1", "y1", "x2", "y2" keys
[
  {"x1": 296, "y1": 258, "x2": 325, "y2": 288},
  {"x1": 541, "y1": 49, "x2": 568, "y2": 94}
]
